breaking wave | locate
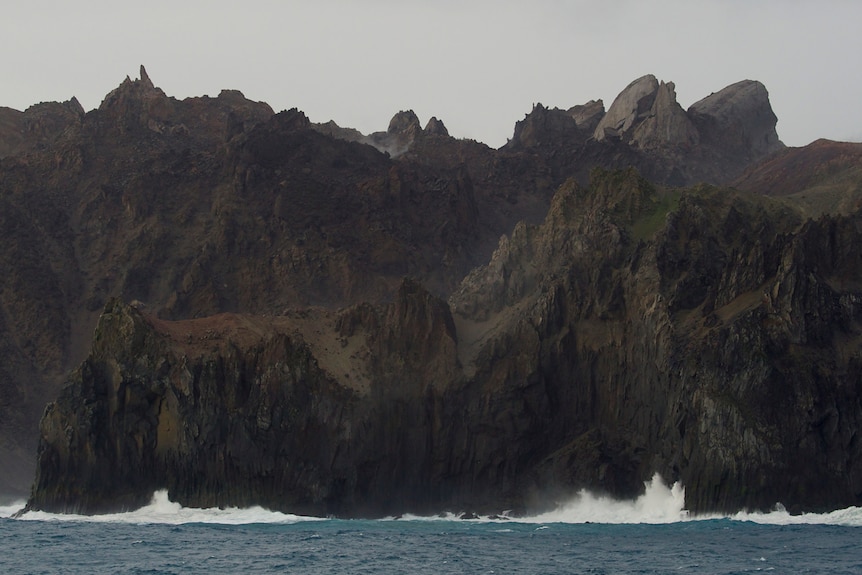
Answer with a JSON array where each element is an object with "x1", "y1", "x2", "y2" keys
[
  {"x1": 4, "y1": 474, "x2": 862, "y2": 526},
  {"x1": 0, "y1": 500, "x2": 27, "y2": 519},
  {"x1": 524, "y1": 473, "x2": 689, "y2": 524},
  {"x1": 6, "y1": 491, "x2": 323, "y2": 525}
]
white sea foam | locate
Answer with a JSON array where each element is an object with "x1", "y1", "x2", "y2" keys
[
  {"x1": 524, "y1": 473, "x2": 689, "y2": 524},
  {"x1": 392, "y1": 474, "x2": 862, "y2": 527},
  {"x1": 522, "y1": 475, "x2": 862, "y2": 526},
  {"x1": 0, "y1": 500, "x2": 27, "y2": 518},
  {"x1": 731, "y1": 503, "x2": 862, "y2": 527},
  {"x1": 6, "y1": 480, "x2": 862, "y2": 526},
  {"x1": 385, "y1": 474, "x2": 687, "y2": 524},
  {"x1": 14, "y1": 490, "x2": 324, "y2": 525}
]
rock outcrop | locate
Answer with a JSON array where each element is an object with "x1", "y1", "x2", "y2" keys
[
  {"x1": 688, "y1": 79, "x2": 783, "y2": 159},
  {"x1": 312, "y1": 110, "x2": 450, "y2": 157},
  {"x1": 593, "y1": 74, "x2": 661, "y2": 142},
  {"x1": 508, "y1": 75, "x2": 783, "y2": 186},
  {"x1": 0, "y1": 98, "x2": 84, "y2": 159},
  {"x1": 593, "y1": 75, "x2": 698, "y2": 150},
  {"x1": 423, "y1": 116, "x2": 449, "y2": 137}
]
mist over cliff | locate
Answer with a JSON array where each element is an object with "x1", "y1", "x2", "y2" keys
[{"x1": 3, "y1": 67, "x2": 861, "y2": 516}]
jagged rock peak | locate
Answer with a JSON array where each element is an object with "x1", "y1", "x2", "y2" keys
[
  {"x1": 387, "y1": 110, "x2": 422, "y2": 136},
  {"x1": 63, "y1": 96, "x2": 85, "y2": 116},
  {"x1": 502, "y1": 98, "x2": 604, "y2": 151},
  {"x1": 594, "y1": 74, "x2": 660, "y2": 141},
  {"x1": 566, "y1": 99, "x2": 605, "y2": 132},
  {"x1": 631, "y1": 80, "x2": 699, "y2": 149},
  {"x1": 139, "y1": 65, "x2": 153, "y2": 90},
  {"x1": 424, "y1": 116, "x2": 449, "y2": 136},
  {"x1": 593, "y1": 75, "x2": 700, "y2": 150},
  {"x1": 688, "y1": 80, "x2": 784, "y2": 155},
  {"x1": 270, "y1": 108, "x2": 312, "y2": 131},
  {"x1": 99, "y1": 64, "x2": 166, "y2": 110}
]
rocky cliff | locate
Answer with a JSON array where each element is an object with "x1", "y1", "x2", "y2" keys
[
  {"x1": 6, "y1": 68, "x2": 858, "y2": 514},
  {"x1": 0, "y1": 68, "x2": 544, "y2": 497},
  {"x1": 25, "y1": 169, "x2": 862, "y2": 516}
]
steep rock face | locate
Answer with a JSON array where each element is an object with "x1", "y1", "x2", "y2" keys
[
  {"x1": 567, "y1": 99, "x2": 605, "y2": 133},
  {"x1": 451, "y1": 170, "x2": 862, "y2": 514},
  {"x1": 510, "y1": 76, "x2": 783, "y2": 186},
  {"x1": 594, "y1": 76, "x2": 698, "y2": 150},
  {"x1": 594, "y1": 74, "x2": 661, "y2": 142},
  {"x1": 630, "y1": 81, "x2": 699, "y2": 150},
  {"x1": 27, "y1": 169, "x2": 862, "y2": 516},
  {"x1": 28, "y1": 285, "x2": 468, "y2": 516},
  {"x1": 29, "y1": 299, "x2": 359, "y2": 514},
  {"x1": 1, "y1": 68, "x2": 568, "y2": 497},
  {"x1": 507, "y1": 103, "x2": 592, "y2": 150},
  {"x1": 688, "y1": 80, "x2": 783, "y2": 160},
  {"x1": 0, "y1": 69, "x2": 818, "y2": 502}
]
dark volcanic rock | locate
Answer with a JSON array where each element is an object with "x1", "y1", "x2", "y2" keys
[
  {"x1": 0, "y1": 69, "x2": 546, "y2": 496},
  {"x1": 387, "y1": 110, "x2": 422, "y2": 136},
  {"x1": 4, "y1": 69, "x2": 855, "y2": 514},
  {"x1": 506, "y1": 103, "x2": 592, "y2": 150},
  {"x1": 423, "y1": 116, "x2": 449, "y2": 137},
  {"x1": 26, "y1": 170, "x2": 862, "y2": 517},
  {"x1": 27, "y1": 288, "x2": 466, "y2": 516},
  {"x1": 0, "y1": 98, "x2": 84, "y2": 158}
]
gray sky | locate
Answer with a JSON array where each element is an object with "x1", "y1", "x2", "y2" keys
[{"x1": 3, "y1": 1, "x2": 861, "y2": 148}]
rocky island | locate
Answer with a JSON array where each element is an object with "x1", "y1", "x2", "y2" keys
[{"x1": 2, "y1": 67, "x2": 861, "y2": 516}]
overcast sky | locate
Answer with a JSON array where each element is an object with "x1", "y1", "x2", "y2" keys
[{"x1": 3, "y1": 1, "x2": 861, "y2": 148}]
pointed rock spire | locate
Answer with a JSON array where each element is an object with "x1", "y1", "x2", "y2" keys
[
  {"x1": 424, "y1": 116, "x2": 449, "y2": 136},
  {"x1": 139, "y1": 65, "x2": 154, "y2": 89}
]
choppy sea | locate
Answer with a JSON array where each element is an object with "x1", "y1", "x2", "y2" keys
[{"x1": 2, "y1": 476, "x2": 860, "y2": 574}]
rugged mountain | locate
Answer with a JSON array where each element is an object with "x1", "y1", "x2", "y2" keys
[
  {"x1": 505, "y1": 75, "x2": 784, "y2": 186},
  {"x1": 26, "y1": 169, "x2": 862, "y2": 516},
  {"x1": 1, "y1": 67, "x2": 840, "y2": 511},
  {"x1": 0, "y1": 68, "x2": 554, "y2": 497}
]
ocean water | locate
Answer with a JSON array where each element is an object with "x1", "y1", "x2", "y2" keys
[{"x1": 2, "y1": 476, "x2": 860, "y2": 574}]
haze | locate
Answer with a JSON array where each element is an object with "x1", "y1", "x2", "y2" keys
[{"x1": 3, "y1": 0, "x2": 861, "y2": 147}]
